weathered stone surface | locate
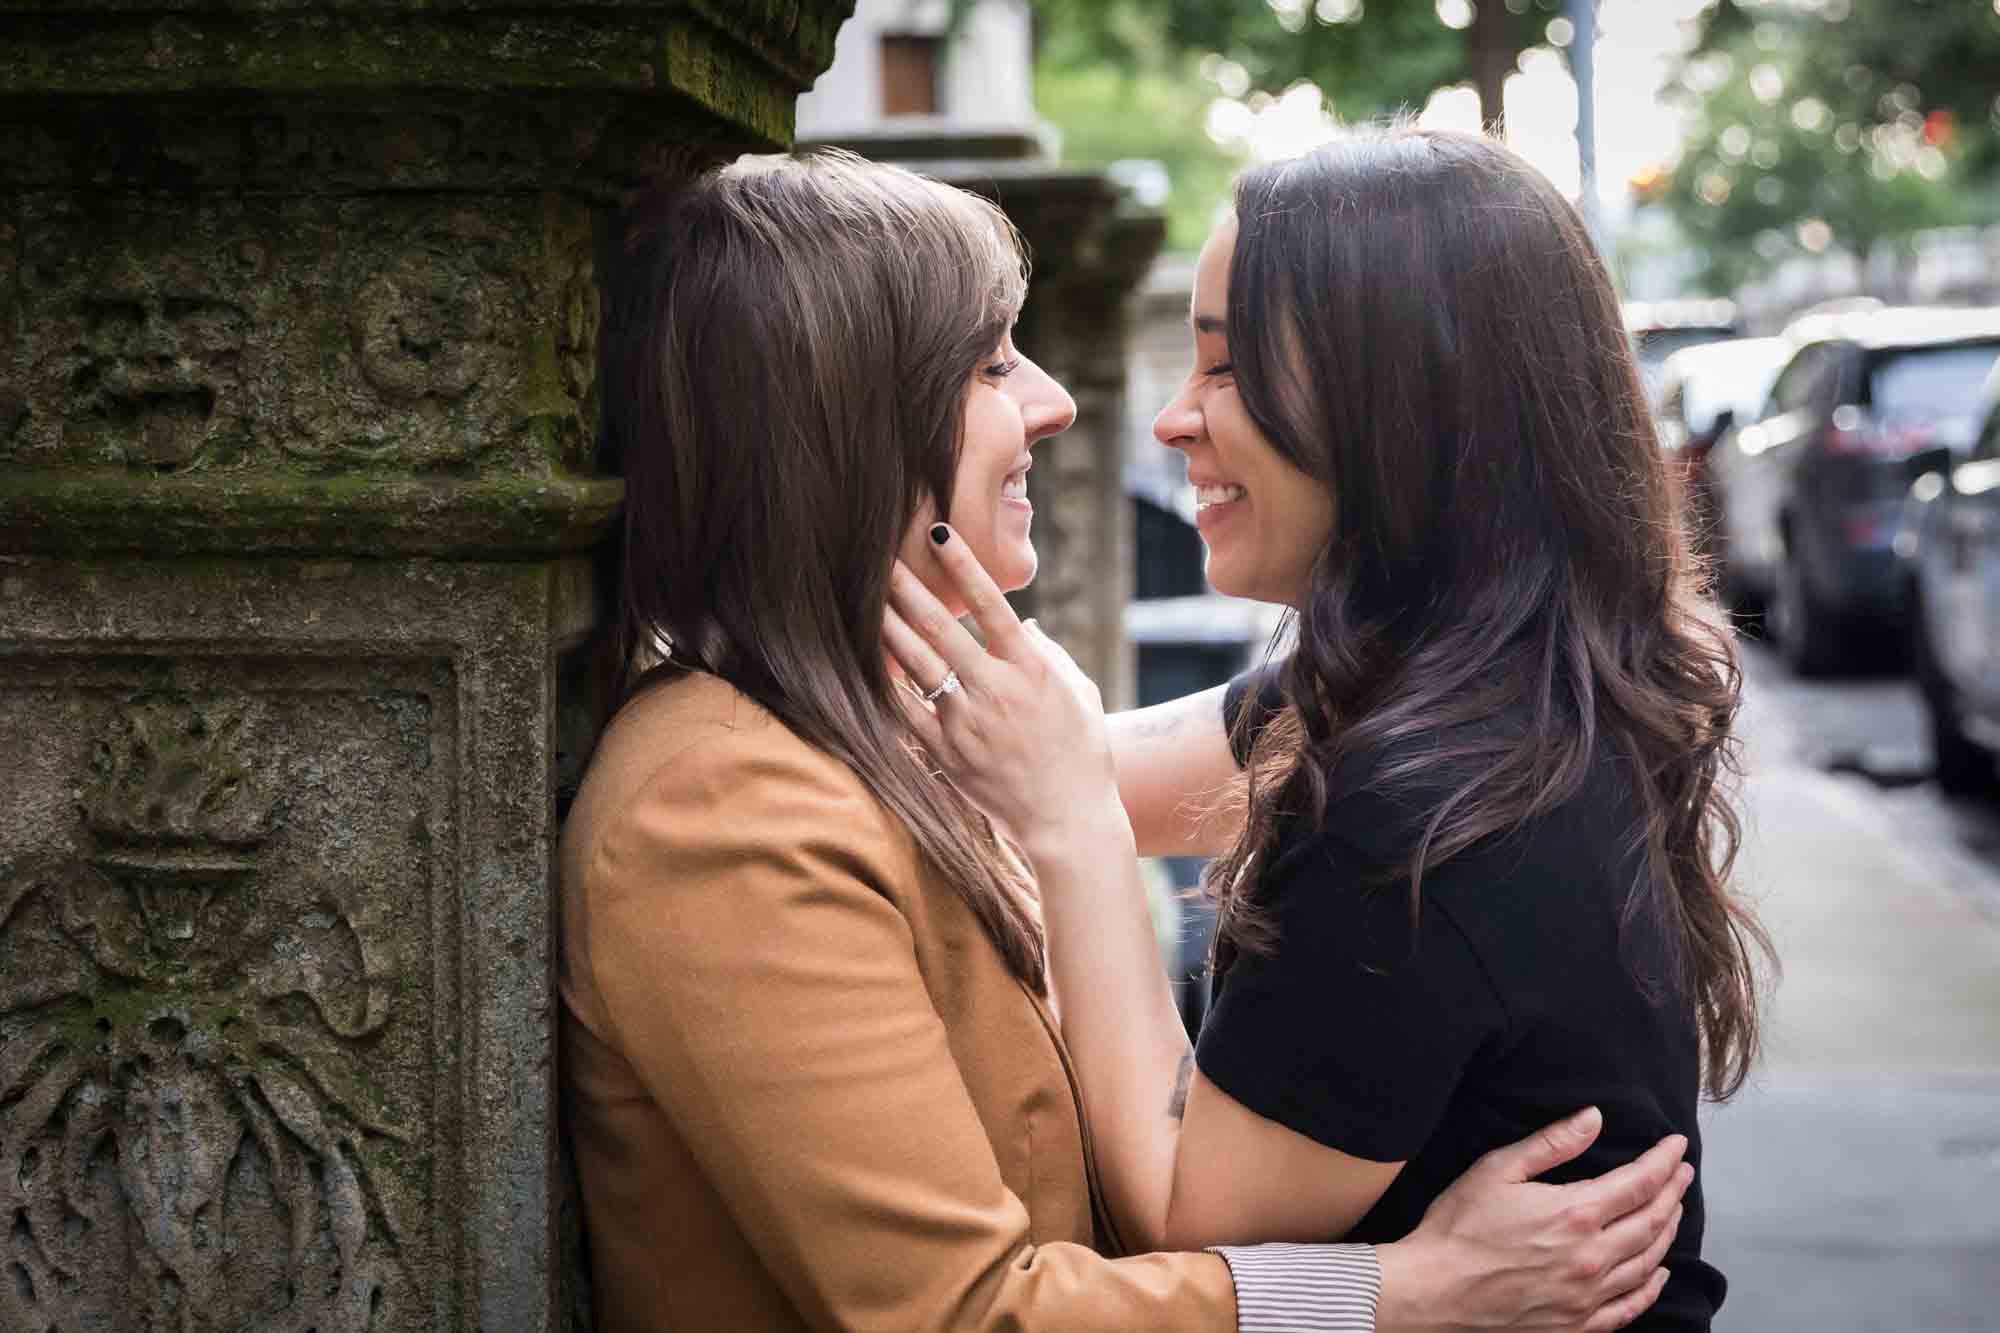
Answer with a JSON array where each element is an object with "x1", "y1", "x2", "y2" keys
[
  {"x1": 1, "y1": 2, "x2": 855, "y2": 561},
  {"x1": 0, "y1": 96, "x2": 751, "y2": 196},
  {"x1": 0, "y1": 4, "x2": 845, "y2": 149},
  {"x1": 0, "y1": 2, "x2": 860, "y2": 1328},
  {"x1": 0, "y1": 468, "x2": 624, "y2": 557},
  {"x1": 0, "y1": 554, "x2": 597, "y2": 1331},
  {"x1": 6, "y1": 190, "x2": 594, "y2": 474}
]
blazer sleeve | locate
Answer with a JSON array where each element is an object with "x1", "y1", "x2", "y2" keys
[{"x1": 576, "y1": 731, "x2": 1241, "y2": 1332}]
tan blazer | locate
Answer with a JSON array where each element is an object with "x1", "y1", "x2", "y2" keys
[{"x1": 559, "y1": 673, "x2": 1238, "y2": 1331}]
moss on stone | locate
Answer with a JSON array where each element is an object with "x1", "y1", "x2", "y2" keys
[
  {"x1": 0, "y1": 6, "x2": 853, "y2": 148},
  {"x1": 0, "y1": 466, "x2": 624, "y2": 557}
]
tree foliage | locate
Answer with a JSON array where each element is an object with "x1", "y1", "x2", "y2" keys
[
  {"x1": 1659, "y1": 0, "x2": 2000, "y2": 289},
  {"x1": 1031, "y1": 0, "x2": 1573, "y2": 128},
  {"x1": 1025, "y1": 0, "x2": 1576, "y2": 252}
]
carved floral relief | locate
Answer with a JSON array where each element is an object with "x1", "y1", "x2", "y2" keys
[
  {"x1": 351, "y1": 252, "x2": 508, "y2": 409},
  {"x1": 0, "y1": 691, "x2": 439, "y2": 1332}
]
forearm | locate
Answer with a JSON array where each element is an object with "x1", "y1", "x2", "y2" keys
[
  {"x1": 1108, "y1": 685, "x2": 1243, "y2": 858},
  {"x1": 1023, "y1": 803, "x2": 1193, "y2": 1254}
]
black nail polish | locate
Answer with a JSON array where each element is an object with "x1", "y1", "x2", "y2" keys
[{"x1": 930, "y1": 523, "x2": 950, "y2": 545}]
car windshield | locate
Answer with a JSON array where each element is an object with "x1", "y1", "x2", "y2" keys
[
  {"x1": 1682, "y1": 353, "x2": 1787, "y2": 434},
  {"x1": 1866, "y1": 342, "x2": 2000, "y2": 437},
  {"x1": 1633, "y1": 327, "x2": 1739, "y2": 398}
]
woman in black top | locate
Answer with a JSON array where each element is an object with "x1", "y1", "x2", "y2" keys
[
  {"x1": 1202, "y1": 669, "x2": 1728, "y2": 1326},
  {"x1": 883, "y1": 126, "x2": 1769, "y2": 1331}
]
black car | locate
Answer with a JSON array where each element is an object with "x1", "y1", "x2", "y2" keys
[
  {"x1": 1901, "y1": 364, "x2": 2000, "y2": 793},
  {"x1": 1708, "y1": 307, "x2": 2000, "y2": 674}
]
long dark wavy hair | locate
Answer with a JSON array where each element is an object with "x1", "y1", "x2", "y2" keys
[
  {"x1": 1203, "y1": 127, "x2": 1772, "y2": 1099},
  {"x1": 598, "y1": 151, "x2": 1047, "y2": 985}
]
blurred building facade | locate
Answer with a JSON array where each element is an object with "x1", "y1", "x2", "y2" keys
[
  {"x1": 797, "y1": 0, "x2": 1037, "y2": 147},
  {"x1": 1732, "y1": 223, "x2": 2000, "y2": 333}
]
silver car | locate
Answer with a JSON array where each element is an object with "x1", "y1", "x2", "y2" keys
[
  {"x1": 1709, "y1": 307, "x2": 2000, "y2": 674},
  {"x1": 1903, "y1": 362, "x2": 2000, "y2": 793}
]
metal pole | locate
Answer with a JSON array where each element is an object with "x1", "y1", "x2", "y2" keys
[{"x1": 1569, "y1": 0, "x2": 1602, "y2": 249}]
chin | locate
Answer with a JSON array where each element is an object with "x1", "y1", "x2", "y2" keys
[
  {"x1": 989, "y1": 545, "x2": 1038, "y2": 594},
  {"x1": 1205, "y1": 562, "x2": 1283, "y2": 607},
  {"x1": 1203, "y1": 557, "x2": 1247, "y2": 600}
]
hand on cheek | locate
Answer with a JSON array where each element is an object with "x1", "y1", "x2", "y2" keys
[{"x1": 880, "y1": 525, "x2": 1120, "y2": 854}]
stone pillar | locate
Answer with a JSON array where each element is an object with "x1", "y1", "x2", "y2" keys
[
  {"x1": 983, "y1": 171, "x2": 1164, "y2": 710},
  {"x1": 0, "y1": 5, "x2": 850, "y2": 1330}
]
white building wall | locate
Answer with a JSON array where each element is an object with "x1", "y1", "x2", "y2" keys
[{"x1": 796, "y1": 0, "x2": 1035, "y2": 140}]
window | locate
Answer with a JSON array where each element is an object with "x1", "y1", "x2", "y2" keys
[
  {"x1": 880, "y1": 35, "x2": 942, "y2": 116},
  {"x1": 1767, "y1": 343, "x2": 1837, "y2": 418},
  {"x1": 1973, "y1": 400, "x2": 2000, "y2": 463},
  {"x1": 1862, "y1": 341, "x2": 2000, "y2": 430}
]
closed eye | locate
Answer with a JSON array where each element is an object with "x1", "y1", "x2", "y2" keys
[
  {"x1": 1203, "y1": 362, "x2": 1235, "y2": 378},
  {"x1": 982, "y1": 358, "x2": 1023, "y2": 379}
]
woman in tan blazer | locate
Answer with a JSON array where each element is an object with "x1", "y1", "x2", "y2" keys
[{"x1": 559, "y1": 150, "x2": 1689, "y2": 1332}]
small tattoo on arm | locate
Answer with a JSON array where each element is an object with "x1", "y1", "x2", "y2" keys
[
  {"x1": 1167, "y1": 1052, "x2": 1194, "y2": 1121},
  {"x1": 1126, "y1": 708, "x2": 1190, "y2": 743}
]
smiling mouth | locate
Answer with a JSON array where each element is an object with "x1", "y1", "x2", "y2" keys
[
  {"x1": 1002, "y1": 468, "x2": 1030, "y2": 501},
  {"x1": 1195, "y1": 484, "x2": 1246, "y2": 511}
]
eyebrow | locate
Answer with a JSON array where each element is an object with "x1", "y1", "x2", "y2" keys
[{"x1": 1192, "y1": 313, "x2": 1227, "y2": 335}]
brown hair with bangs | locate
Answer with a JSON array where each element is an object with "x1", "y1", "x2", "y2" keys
[{"x1": 598, "y1": 150, "x2": 1046, "y2": 984}]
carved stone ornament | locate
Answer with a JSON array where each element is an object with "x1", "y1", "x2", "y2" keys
[
  {"x1": 59, "y1": 252, "x2": 250, "y2": 468},
  {"x1": 6, "y1": 194, "x2": 572, "y2": 475},
  {"x1": 351, "y1": 252, "x2": 508, "y2": 408},
  {"x1": 0, "y1": 695, "x2": 425, "y2": 1332}
]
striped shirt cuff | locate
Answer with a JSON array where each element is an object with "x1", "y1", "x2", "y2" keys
[{"x1": 1212, "y1": 1242, "x2": 1381, "y2": 1333}]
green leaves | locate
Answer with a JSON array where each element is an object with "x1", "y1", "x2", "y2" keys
[
  {"x1": 1661, "y1": 0, "x2": 2000, "y2": 287},
  {"x1": 1031, "y1": 0, "x2": 1574, "y2": 253}
]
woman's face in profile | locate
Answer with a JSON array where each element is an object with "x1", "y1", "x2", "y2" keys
[
  {"x1": 1153, "y1": 215, "x2": 1333, "y2": 608},
  {"x1": 903, "y1": 332, "x2": 1076, "y2": 610}
]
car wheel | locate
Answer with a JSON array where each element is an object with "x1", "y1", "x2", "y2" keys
[
  {"x1": 1770, "y1": 543, "x2": 1843, "y2": 675},
  {"x1": 1910, "y1": 587, "x2": 1997, "y2": 796}
]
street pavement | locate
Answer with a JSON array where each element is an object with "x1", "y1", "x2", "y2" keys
[{"x1": 1700, "y1": 640, "x2": 2000, "y2": 1331}]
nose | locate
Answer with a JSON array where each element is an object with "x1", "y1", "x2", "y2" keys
[
  {"x1": 1153, "y1": 379, "x2": 1202, "y2": 452},
  {"x1": 1020, "y1": 356, "x2": 1077, "y2": 444}
]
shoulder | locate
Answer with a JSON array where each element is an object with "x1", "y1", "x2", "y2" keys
[
  {"x1": 1295, "y1": 712, "x2": 1635, "y2": 872},
  {"x1": 1262, "y1": 719, "x2": 1639, "y2": 947},
  {"x1": 570, "y1": 673, "x2": 911, "y2": 904}
]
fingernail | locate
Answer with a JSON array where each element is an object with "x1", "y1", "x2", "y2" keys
[{"x1": 930, "y1": 523, "x2": 950, "y2": 545}]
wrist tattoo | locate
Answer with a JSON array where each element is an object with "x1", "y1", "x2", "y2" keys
[
  {"x1": 1122, "y1": 697, "x2": 1199, "y2": 743},
  {"x1": 1167, "y1": 1052, "x2": 1194, "y2": 1121}
]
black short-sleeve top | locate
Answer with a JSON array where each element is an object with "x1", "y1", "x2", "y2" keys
[{"x1": 1199, "y1": 666, "x2": 1726, "y2": 1330}]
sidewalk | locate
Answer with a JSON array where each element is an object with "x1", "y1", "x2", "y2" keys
[{"x1": 1699, "y1": 690, "x2": 2000, "y2": 1330}]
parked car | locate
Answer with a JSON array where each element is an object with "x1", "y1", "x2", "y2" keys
[
  {"x1": 1707, "y1": 306, "x2": 2000, "y2": 674},
  {"x1": 1625, "y1": 298, "x2": 1741, "y2": 402},
  {"x1": 1901, "y1": 363, "x2": 2000, "y2": 793},
  {"x1": 1652, "y1": 336, "x2": 1791, "y2": 557}
]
